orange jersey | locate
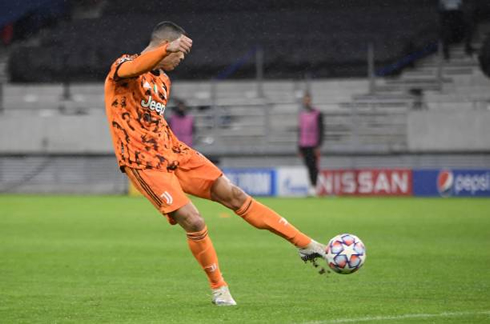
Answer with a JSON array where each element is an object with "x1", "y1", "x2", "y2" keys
[{"x1": 104, "y1": 54, "x2": 191, "y2": 170}]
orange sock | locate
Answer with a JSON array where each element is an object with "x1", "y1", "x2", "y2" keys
[
  {"x1": 186, "y1": 226, "x2": 227, "y2": 289},
  {"x1": 235, "y1": 196, "x2": 311, "y2": 248}
]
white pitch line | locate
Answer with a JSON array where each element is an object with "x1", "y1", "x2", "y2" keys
[{"x1": 300, "y1": 310, "x2": 490, "y2": 324}]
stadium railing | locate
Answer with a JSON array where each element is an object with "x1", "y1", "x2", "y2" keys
[{"x1": 1, "y1": 81, "x2": 489, "y2": 156}]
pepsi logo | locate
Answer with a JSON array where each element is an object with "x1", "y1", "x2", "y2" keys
[{"x1": 437, "y1": 170, "x2": 454, "y2": 197}]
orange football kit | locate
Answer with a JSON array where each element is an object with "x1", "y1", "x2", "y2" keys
[
  {"x1": 104, "y1": 46, "x2": 222, "y2": 222},
  {"x1": 104, "y1": 43, "x2": 312, "y2": 293}
]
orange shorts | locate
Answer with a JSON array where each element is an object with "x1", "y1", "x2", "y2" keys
[{"x1": 125, "y1": 149, "x2": 222, "y2": 224}]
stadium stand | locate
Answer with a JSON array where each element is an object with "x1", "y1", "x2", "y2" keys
[
  {"x1": 1, "y1": 1, "x2": 490, "y2": 194},
  {"x1": 8, "y1": 0, "x2": 439, "y2": 82}
]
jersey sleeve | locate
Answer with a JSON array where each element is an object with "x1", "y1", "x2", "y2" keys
[{"x1": 108, "y1": 54, "x2": 137, "y2": 82}]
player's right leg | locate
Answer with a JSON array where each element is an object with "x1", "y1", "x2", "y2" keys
[
  {"x1": 124, "y1": 167, "x2": 236, "y2": 306},
  {"x1": 175, "y1": 150, "x2": 328, "y2": 272},
  {"x1": 209, "y1": 176, "x2": 327, "y2": 263}
]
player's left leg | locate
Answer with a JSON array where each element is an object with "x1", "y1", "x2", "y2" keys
[
  {"x1": 125, "y1": 166, "x2": 236, "y2": 305},
  {"x1": 168, "y1": 202, "x2": 236, "y2": 306}
]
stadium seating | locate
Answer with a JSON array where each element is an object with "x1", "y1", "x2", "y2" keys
[
  {"x1": 3, "y1": 0, "x2": 488, "y2": 156},
  {"x1": 8, "y1": 1, "x2": 438, "y2": 82}
]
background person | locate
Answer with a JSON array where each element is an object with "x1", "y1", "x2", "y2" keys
[
  {"x1": 298, "y1": 93, "x2": 324, "y2": 196},
  {"x1": 169, "y1": 99, "x2": 195, "y2": 147}
]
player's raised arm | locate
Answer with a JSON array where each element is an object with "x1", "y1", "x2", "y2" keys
[
  {"x1": 167, "y1": 35, "x2": 193, "y2": 54},
  {"x1": 116, "y1": 35, "x2": 193, "y2": 79}
]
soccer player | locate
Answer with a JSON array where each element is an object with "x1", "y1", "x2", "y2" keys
[{"x1": 104, "y1": 21, "x2": 327, "y2": 306}]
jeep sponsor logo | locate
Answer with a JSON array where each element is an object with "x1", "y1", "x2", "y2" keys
[{"x1": 141, "y1": 95, "x2": 166, "y2": 116}]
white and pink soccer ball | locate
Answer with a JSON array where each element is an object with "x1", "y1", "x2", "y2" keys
[{"x1": 325, "y1": 233, "x2": 366, "y2": 274}]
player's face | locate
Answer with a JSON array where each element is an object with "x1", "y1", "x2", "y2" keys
[{"x1": 158, "y1": 52, "x2": 185, "y2": 71}]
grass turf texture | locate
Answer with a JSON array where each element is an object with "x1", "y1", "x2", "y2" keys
[{"x1": 1, "y1": 196, "x2": 490, "y2": 324}]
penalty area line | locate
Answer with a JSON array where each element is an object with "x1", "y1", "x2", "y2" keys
[{"x1": 299, "y1": 310, "x2": 490, "y2": 324}]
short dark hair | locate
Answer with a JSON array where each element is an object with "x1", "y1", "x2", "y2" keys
[{"x1": 150, "y1": 21, "x2": 186, "y2": 44}]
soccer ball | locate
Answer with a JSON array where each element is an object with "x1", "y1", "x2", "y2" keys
[{"x1": 325, "y1": 233, "x2": 366, "y2": 274}]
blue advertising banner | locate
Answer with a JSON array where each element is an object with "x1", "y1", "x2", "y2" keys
[
  {"x1": 413, "y1": 169, "x2": 490, "y2": 197},
  {"x1": 276, "y1": 167, "x2": 310, "y2": 197},
  {"x1": 222, "y1": 168, "x2": 276, "y2": 196}
]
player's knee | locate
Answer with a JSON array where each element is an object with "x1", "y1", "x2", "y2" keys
[
  {"x1": 188, "y1": 212, "x2": 205, "y2": 232},
  {"x1": 179, "y1": 209, "x2": 205, "y2": 232},
  {"x1": 229, "y1": 185, "x2": 248, "y2": 210},
  {"x1": 211, "y1": 176, "x2": 249, "y2": 211}
]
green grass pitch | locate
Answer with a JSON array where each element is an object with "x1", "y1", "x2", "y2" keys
[{"x1": 1, "y1": 195, "x2": 490, "y2": 323}]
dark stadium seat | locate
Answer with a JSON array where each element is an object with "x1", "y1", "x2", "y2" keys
[{"x1": 8, "y1": 1, "x2": 439, "y2": 82}]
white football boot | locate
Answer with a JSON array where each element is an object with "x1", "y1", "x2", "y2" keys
[
  {"x1": 298, "y1": 239, "x2": 327, "y2": 261},
  {"x1": 211, "y1": 286, "x2": 237, "y2": 306},
  {"x1": 298, "y1": 240, "x2": 329, "y2": 274}
]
